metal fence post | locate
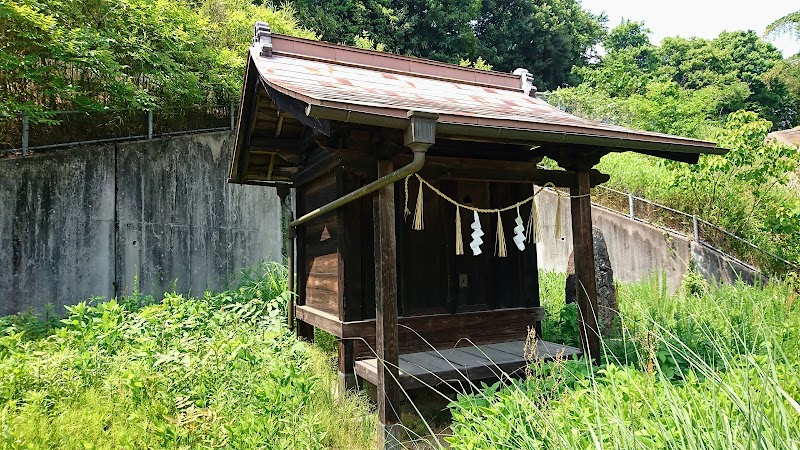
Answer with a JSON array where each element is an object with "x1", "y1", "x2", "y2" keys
[
  {"x1": 693, "y1": 215, "x2": 699, "y2": 242},
  {"x1": 230, "y1": 101, "x2": 236, "y2": 130},
  {"x1": 21, "y1": 113, "x2": 29, "y2": 156},
  {"x1": 147, "y1": 110, "x2": 153, "y2": 139},
  {"x1": 628, "y1": 193, "x2": 634, "y2": 219}
]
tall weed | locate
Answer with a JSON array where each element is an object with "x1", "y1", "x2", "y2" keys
[
  {"x1": 447, "y1": 273, "x2": 800, "y2": 449},
  {"x1": 0, "y1": 262, "x2": 375, "y2": 450}
]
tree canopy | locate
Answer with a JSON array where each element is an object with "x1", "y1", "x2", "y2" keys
[
  {"x1": 0, "y1": 0, "x2": 314, "y2": 120},
  {"x1": 559, "y1": 24, "x2": 799, "y2": 133},
  {"x1": 285, "y1": 0, "x2": 606, "y2": 90},
  {"x1": 3, "y1": 0, "x2": 800, "y2": 131}
]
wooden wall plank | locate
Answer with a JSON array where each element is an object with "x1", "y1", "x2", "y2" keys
[
  {"x1": 452, "y1": 181, "x2": 491, "y2": 311},
  {"x1": 297, "y1": 171, "x2": 339, "y2": 338},
  {"x1": 397, "y1": 176, "x2": 450, "y2": 315}
]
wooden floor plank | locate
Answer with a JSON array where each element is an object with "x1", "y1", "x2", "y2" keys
[
  {"x1": 355, "y1": 340, "x2": 580, "y2": 390},
  {"x1": 401, "y1": 352, "x2": 453, "y2": 373},
  {"x1": 456, "y1": 345, "x2": 519, "y2": 361},
  {"x1": 436, "y1": 348, "x2": 492, "y2": 368},
  {"x1": 485, "y1": 341, "x2": 527, "y2": 357}
]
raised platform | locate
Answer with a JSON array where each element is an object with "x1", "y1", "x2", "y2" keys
[{"x1": 354, "y1": 340, "x2": 581, "y2": 390}]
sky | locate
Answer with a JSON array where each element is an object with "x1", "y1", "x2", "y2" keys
[{"x1": 580, "y1": 0, "x2": 800, "y2": 57}]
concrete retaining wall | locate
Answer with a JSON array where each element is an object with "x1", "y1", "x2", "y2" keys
[
  {"x1": 535, "y1": 189, "x2": 760, "y2": 292},
  {"x1": 0, "y1": 132, "x2": 282, "y2": 316}
]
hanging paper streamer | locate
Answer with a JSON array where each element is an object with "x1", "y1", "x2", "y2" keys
[
  {"x1": 513, "y1": 206, "x2": 526, "y2": 251},
  {"x1": 470, "y1": 211, "x2": 484, "y2": 256},
  {"x1": 455, "y1": 206, "x2": 464, "y2": 255},
  {"x1": 495, "y1": 211, "x2": 507, "y2": 257},
  {"x1": 527, "y1": 196, "x2": 540, "y2": 243},
  {"x1": 554, "y1": 190, "x2": 563, "y2": 239},
  {"x1": 406, "y1": 174, "x2": 574, "y2": 255},
  {"x1": 412, "y1": 180, "x2": 424, "y2": 230}
]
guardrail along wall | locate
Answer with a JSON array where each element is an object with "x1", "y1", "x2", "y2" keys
[
  {"x1": 0, "y1": 131, "x2": 282, "y2": 316},
  {"x1": 535, "y1": 189, "x2": 765, "y2": 292}
]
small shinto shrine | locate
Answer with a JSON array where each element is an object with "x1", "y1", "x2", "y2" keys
[{"x1": 229, "y1": 22, "x2": 724, "y2": 446}]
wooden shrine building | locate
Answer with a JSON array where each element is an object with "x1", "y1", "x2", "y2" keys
[{"x1": 230, "y1": 22, "x2": 725, "y2": 446}]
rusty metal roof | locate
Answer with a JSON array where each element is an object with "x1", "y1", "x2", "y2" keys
[{"x1": 247, "y1": 34, "x2": 722, "y2": 156}]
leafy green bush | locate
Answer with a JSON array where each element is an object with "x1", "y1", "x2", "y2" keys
[
  {"x1": 0, "y1": 263, "x2": 375, "y2": 449},
  {"x1": 0, "y1": 0, "x2": 315, "y2": 122}
]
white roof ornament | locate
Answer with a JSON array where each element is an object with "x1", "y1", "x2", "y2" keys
[
  {"x1": 512, "y1": 68, "x2": 537, "y2": 97},
  {"x1": 253, "y1": 22, "x2": 273, "y2": 57}
]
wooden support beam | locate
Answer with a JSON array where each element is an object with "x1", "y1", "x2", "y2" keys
[
  {"x1": 226, "y1": 178, "x2": 291, "y2": 188},
  {"x1": 293, "y1": 152, "x2": 343, "y2": 187},
  {"x1": 569, "y1": 171, "x2": 601, "y2": 363},
  {"x1": 248, "y1": 137, "x2": 303, "y2": 153},
  {"x1": 238, "y1": 87, "x2": 260, "y2": 182},
  {"x1": 232, "y1": 59, "x2": 260, "y2": 182},
  {"x1": 338, "y1": 340, "x2": 357, "y2": 391},
  {"x1": 374, "y1": 159, "x2": 401, "y2": 448},
  {"x1": 393, "y1": 154, "x2": 609, "y2": 187},
  {"x1": 337, "y1": 167, "x2": 362, "y2": 392},
  {"x1": 294, "y1": 304, "x2": 544, "y2": 340},
  {"x1": 266, "y1": 153, "x2": 276, "y2": 180},
  {"x1": 263, "y1": 83, "x2": 331, "y2": 136}
]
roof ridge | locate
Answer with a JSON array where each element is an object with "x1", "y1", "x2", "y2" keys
[{"x1": 270, "y1": 34, "x2": 522, "y2": 92}]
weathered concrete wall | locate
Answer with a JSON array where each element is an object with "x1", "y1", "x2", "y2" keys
[
  {"x1": 0, "y1": 145, "x2": 116, "y2": 315},
  {"x1": 594, "y1": 207, "x2": 691, "y2": 293},
  {"x1": 692, "y1": 242, "x2": 767, "y2": 286},
  {"x1": 1, "y1": 132, "x2": 282, "y2": 316},
  {"x1": 535, "y1": 189, "x2": 758, "y2": 292},
  {"x1": 536, "y1": 189, "x2": 689, "y2": 292}
]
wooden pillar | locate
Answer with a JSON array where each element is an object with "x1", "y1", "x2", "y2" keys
[
  {"x1": 277, "y1": 186, "x2": 296, "y2": 331},
  {"x1": 293, "y1": 186, "x2": 314, "y2": 342},
  {"x1": 338, "y1": 340, "x2": 356, "y2": 392},
  {"x1": 374, "y1": 159, "x2": 401, "y2": 448},
  {"x1": 569, "y1": 171, "x2": 601, "y2": 363}
]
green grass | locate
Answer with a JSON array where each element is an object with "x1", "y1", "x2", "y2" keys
[
  {"x1": 3, "y1": 267, "x2": 799, "y2": 449},
  {"x1": 596, "y1": 152, "x2": 677, "y2": 199},
  {"x1": 446, "y1": 272, "x2": 800, "y2": 449},
  {"x1": 0, "y1": 263, "x2": 376, "y2": 450},
  {"x1": 592, "y1": 152, "x2": 800, "y2": 274}
]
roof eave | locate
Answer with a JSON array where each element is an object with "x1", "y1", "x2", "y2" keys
[
  {"x1": 229, "y1": 56, "x2": 261, "y2": 183},
  {"x1": 305, "y1": 103, "x2": 727, "y2": 158}
]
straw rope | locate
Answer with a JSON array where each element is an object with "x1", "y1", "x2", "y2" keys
[
  {"x1": 412, "y1": 174, "x2": 553, "y2": 212},
  {"x1": 403, "y1": 174, "x2": 588, "y2": 254},
  {"x1": 495, "y1": 211, "x2": 507, "y2": 257},
  {"x1": 412, "y1": 179, "x2": 424, "y2": 230},
  {"x1": 408, "y1": 174, "x2": 587, "y2": 212}
]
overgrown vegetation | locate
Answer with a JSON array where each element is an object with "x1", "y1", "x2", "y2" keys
[
  {"x1": 2, "y1": 267, "x2": 799, "y2": 448},
  {"x1": 285, "y1": 0, "x2": 605, "y2": 88},
  {"x1": 447, "y1": 271, "x2": 800, "y2": 449},
  {"x1": 587, "y1": 111, "x2": 800, "y2": 273},
  {"x1": 0, "y1": 263, "x2": 376, "y2": 449},
  {"x1": 549, "y1": 20, "x2": 800, "y2": 273},
  {"x1": 0, "y1": 0, "x2": 315, "y2": 122}
]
